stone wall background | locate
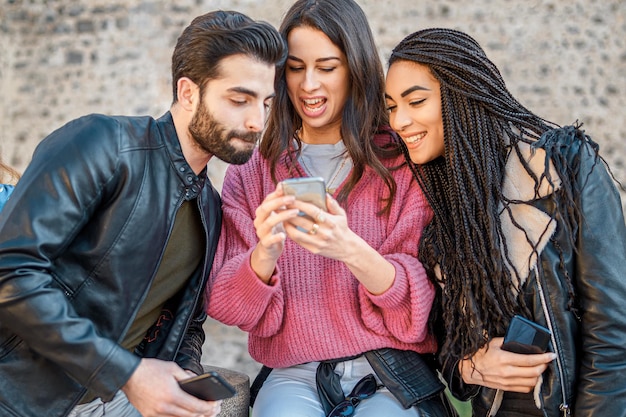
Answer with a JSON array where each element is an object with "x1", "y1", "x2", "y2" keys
[{"x1": 1, "y1": 0, "x2": 625, "y2": 379}]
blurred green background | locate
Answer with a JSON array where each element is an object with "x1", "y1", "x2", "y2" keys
[{"x1": 447, "y1": 389, "x2": 471, "y2": 417}]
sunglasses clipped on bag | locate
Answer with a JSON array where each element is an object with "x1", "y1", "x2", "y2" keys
[{"x1": 327, "y1": 373, "x2": 379, "y2": 417}]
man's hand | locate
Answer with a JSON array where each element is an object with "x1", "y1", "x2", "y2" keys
[
  {"x1": 459, "y1": 337, "x2": 556, "y2": 392},
  {"x1": 121, "y1": 358, "x2": 221, "y2": 417}
]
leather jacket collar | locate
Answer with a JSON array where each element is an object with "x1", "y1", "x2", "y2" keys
[{"x1": 157, "y1": 112, "x2": 206, "y2": 200}]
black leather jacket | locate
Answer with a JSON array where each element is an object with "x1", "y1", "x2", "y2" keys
[
  {"x1": 0, "y1": 112, "x2": 222, "y2": 417},
  {"x1": 443, "y1": 126, "x2": 626, "y2": 417}
]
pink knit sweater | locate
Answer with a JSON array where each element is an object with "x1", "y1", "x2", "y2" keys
[{"x1": 206, "y1": 133, "x2": 436, "y2": 368}]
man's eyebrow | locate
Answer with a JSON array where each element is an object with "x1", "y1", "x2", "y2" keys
[
  {"x1": 228, "y1": 87, "x2": 276, "y2": 101},
  {"x1": 227, "y1": 86, "x2": 259, "y2": 97}
]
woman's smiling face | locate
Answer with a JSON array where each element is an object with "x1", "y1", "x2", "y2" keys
[
  {"x1": 385, "y1": 60, "x2": 445, "y2": 164},
  {"x1": 285, "y1": 26, "x2": 350, "y2": 141}
]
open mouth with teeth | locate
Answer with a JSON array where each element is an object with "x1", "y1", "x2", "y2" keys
[
  {"x1": 405, "y1": 132, "x2": 426, "y2": 144},
  {"x1": 302, "y1": 98, "x2": 326, "y2": 114}
]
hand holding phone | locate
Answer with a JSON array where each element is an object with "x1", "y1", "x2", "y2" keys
[
  {"x1": 501, "y1": 315, "x2": 551, "y2": 354},
  {"x1": 281, "y1": 177, "x2": 327, "y2": 211},
  {"x1": 178, "y1": 371, "x2": 237, "y2": 401}
]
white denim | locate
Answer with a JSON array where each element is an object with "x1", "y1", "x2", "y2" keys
[
  {"x1": 68, "y1": 390, "x2": 141, "y2": 417},
  {"x1": 252, "y1": 356, "x2": 420, "y2": 417}
]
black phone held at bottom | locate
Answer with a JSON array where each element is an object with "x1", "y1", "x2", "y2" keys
[{"x1": 178, "y1": 371, "x2": 237, "y2": 401}]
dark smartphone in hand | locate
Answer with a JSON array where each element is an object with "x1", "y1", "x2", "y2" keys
[
  {"x1": 501, "y1": 315, "x2": 551, "y2": 354},
  {"x1": 178, "y1": 371, "x2": 237, "y2": 401}
]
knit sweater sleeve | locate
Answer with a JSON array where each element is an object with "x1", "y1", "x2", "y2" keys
[
  {"x1": 356, "y1": 162, "x2": 436, "y2": 344},
  {"x1": 205, "y1": 153, "x2": 285, "y2": 337}
]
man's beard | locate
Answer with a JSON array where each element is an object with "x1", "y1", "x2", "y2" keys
[{"x1": 188, "y1": 100, "x2": 260, "y2": 165}]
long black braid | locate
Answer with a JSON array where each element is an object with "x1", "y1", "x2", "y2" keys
[{"x1": 388, "y1": 28, "x2": 577, "y2": 366}]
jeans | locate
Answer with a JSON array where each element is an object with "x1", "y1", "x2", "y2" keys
[
  {"x1": 252, "y1": 356, "x2": 421, "y2": 417},
  {"x1": 68, "y1": 391, "x2": 142, "y2": 417}
]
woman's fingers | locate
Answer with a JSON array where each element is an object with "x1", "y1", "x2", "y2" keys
[
  {"x1": 254, "y1": 195, "x2": 297, "y2": 234},
  {"x1": 460, "y1": 337, "x2": 556, "y2": 392}
]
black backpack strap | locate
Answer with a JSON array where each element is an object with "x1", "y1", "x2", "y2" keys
[{"x1": 249, "y1": 365, "x2": 273, "y2": 407}]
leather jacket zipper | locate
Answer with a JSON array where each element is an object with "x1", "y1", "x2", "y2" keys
[
  {"x1": 534, "y1": 265, "x2": 570, "y2": 417},
  {"x1": 486, "y1": 389, "x2": 502, "y2": 417},
  {"x1": 485, "y1": 266, "x2": 571, "y2": 417}
]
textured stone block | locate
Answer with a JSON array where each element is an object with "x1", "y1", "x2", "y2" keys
[{"x1": 202, "y1": 364, "x2": 250, "y2": 417}]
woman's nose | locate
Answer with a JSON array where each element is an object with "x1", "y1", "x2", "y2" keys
[
  {"x1": 390, "y1": 107, "x2": 411, "y2": 132},
  {"x1": 301, "y1": 70, "x2": 320, "y2": 92}
]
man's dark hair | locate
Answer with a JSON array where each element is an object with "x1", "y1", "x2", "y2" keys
[{"x1": 171, "y1": 10, "x2": 287, "y2": 103}]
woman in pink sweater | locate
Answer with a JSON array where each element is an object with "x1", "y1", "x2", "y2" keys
[{"x1": 206, "y1": 1, "x2": 456, "y2": 416}]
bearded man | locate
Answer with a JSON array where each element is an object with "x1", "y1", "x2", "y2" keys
[{"x1": 0, "y1": 10, "x2": 285, "y2": 417}]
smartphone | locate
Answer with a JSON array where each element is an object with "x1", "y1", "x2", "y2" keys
[
  {"x1": 501, "y1": 315, "x2": 551, "y2": 354},
  {"x1": 281, "y1": 177, "x2": 327, "y2": 211},
  {"x1": 178, "y1": 371, "x2": 237, "y2": 401}
]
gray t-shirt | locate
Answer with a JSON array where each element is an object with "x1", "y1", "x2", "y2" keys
[{"x1": 298, "y1": 141, "x2": 353, "y2": 194}]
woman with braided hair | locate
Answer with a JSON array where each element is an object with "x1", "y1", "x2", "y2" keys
[{"x1": 385, "y1": 28, "x2": 626, "y2": 417}]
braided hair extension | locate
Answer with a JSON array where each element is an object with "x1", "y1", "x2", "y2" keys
[{"x1": 388, "y1": 28, "x2": 577, "y2": 365}]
